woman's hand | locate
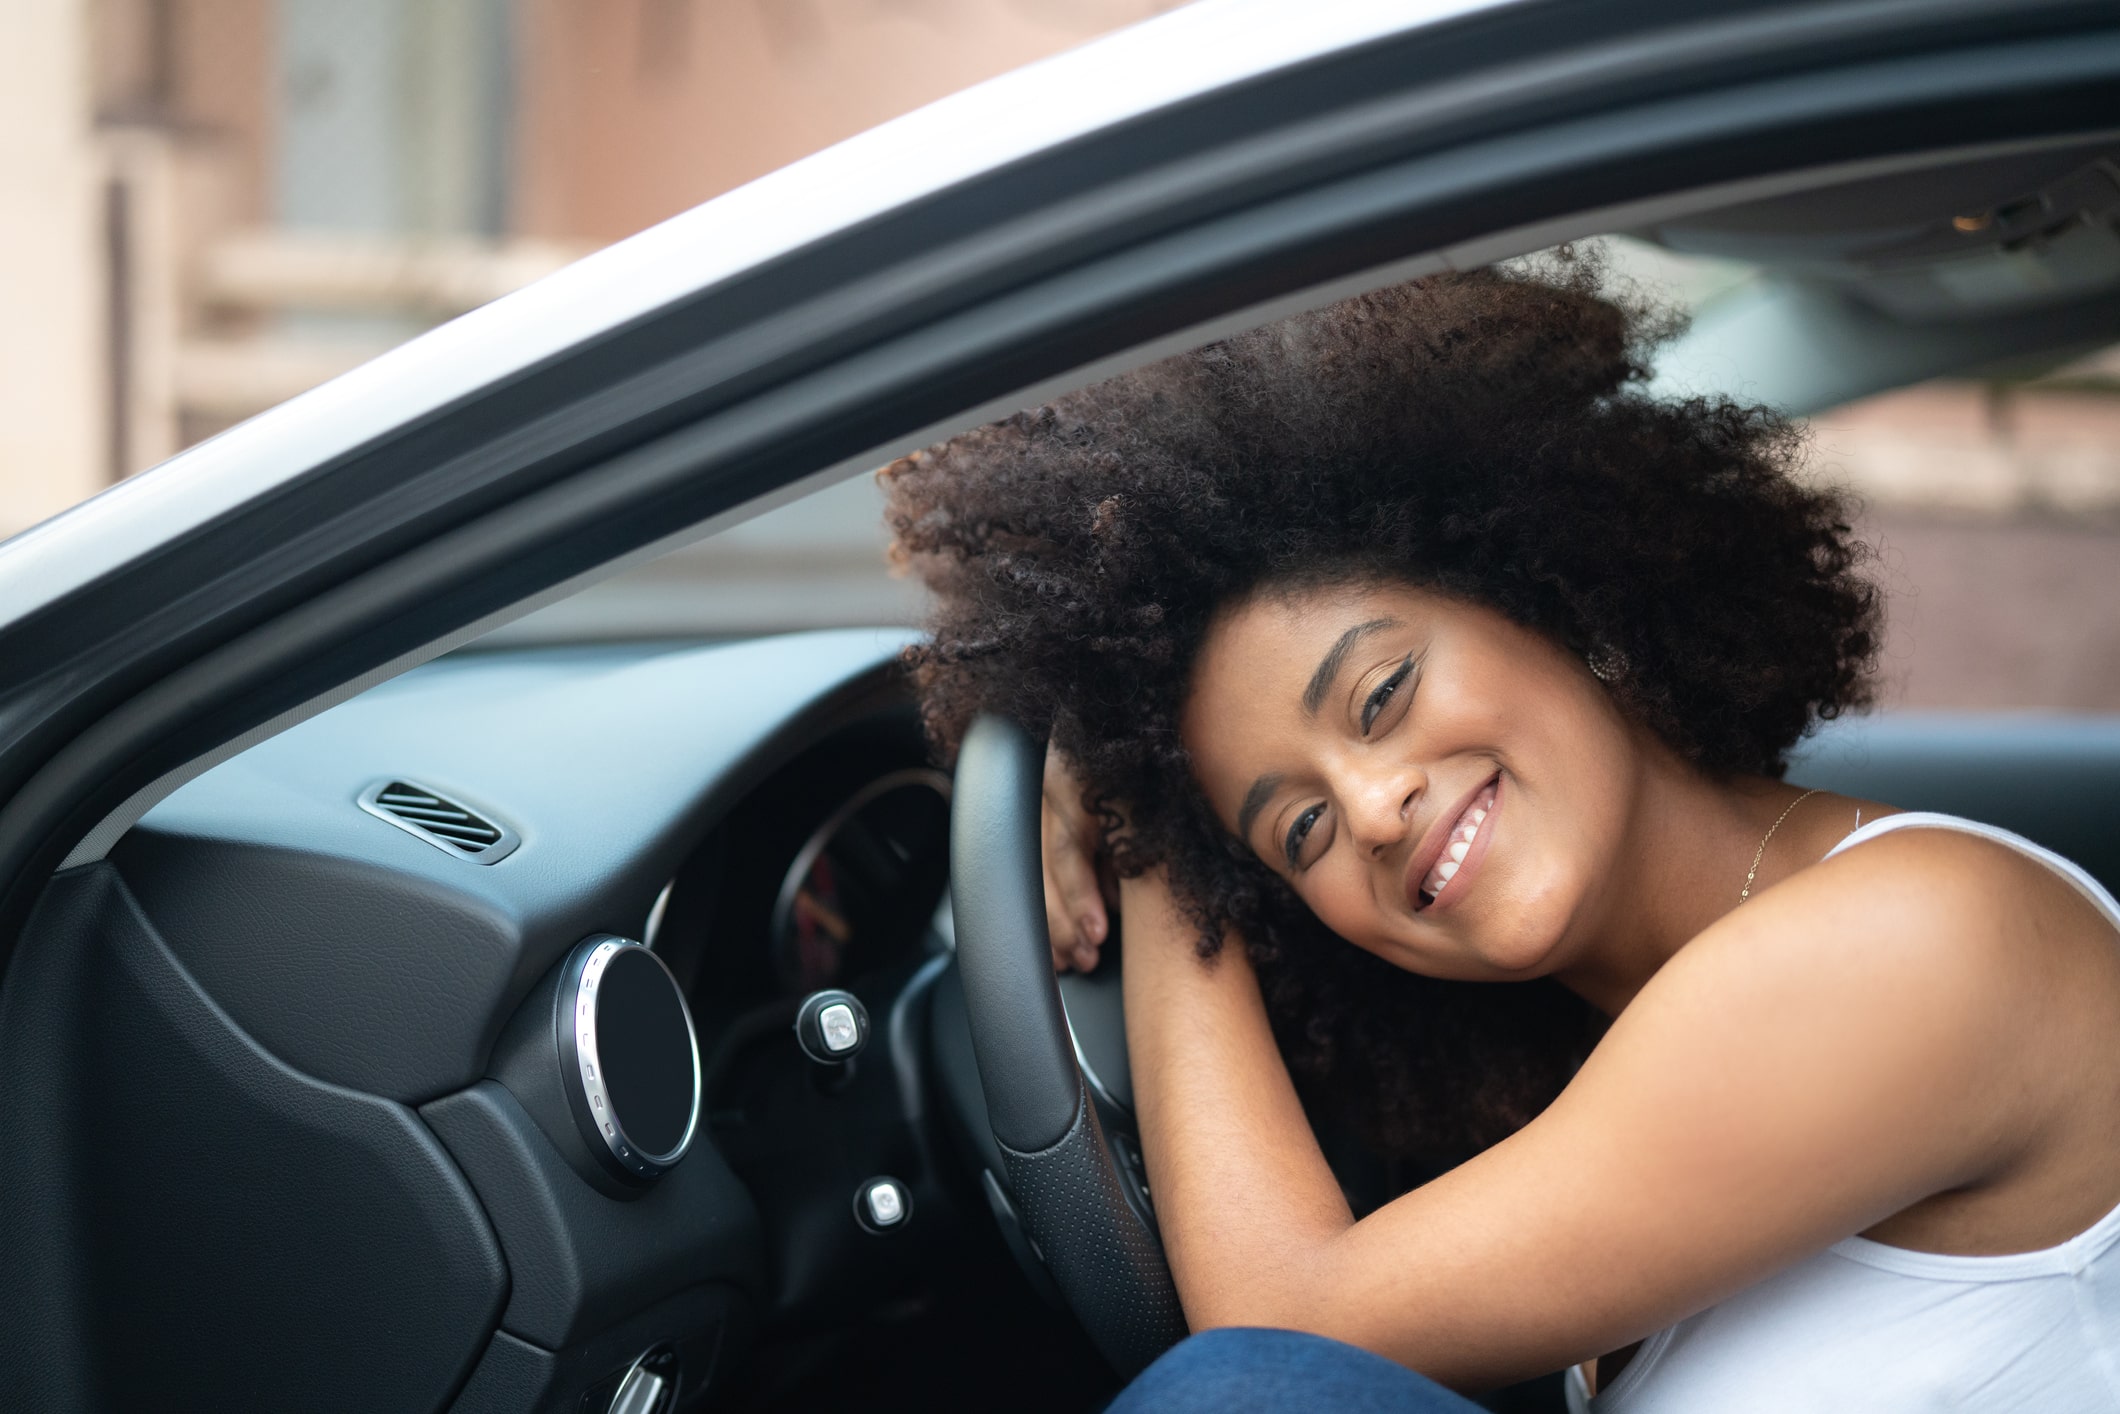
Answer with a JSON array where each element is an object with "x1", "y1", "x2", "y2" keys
[{"x1": 1042, "y1": 743, "x2": 1114, "y2": 973}]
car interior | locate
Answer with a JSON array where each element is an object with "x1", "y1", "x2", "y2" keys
[{"x1": 1, "y1": 14, "x2": 2116, "y2": 1413}]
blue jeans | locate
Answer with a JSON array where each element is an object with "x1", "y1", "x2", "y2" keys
[{"x1": 1107, "y1": 1328, "x2": 1485, "y2": 1412}]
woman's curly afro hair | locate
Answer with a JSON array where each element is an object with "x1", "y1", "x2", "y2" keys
[{"x1": 884, "y1": 253, "x2": 1880, "y2": 1162}]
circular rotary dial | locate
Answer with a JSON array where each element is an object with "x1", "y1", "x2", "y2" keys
[{"x1": 561, "y1": 937, "x2": 701, "y2": 1182}]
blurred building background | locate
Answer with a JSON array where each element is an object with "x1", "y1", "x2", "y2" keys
[{"x1": 2, "y1": 0, "x2": 2115, "y2": 711}]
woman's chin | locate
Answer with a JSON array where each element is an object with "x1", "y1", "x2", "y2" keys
[
  {"x1": 1477, "y1": 915, "x2": 1572, "y2": 979},
  {"x1": 1367, "y1": 927, "x2": 1557, "y2": 983},
  {"x1": 1436, "y1": 917, "x2": 1566, "y2": 981}
]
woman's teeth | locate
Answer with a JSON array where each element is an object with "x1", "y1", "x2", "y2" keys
[{"x1": 1423, "y1": 784, "x2": 1496, "y2": 899}]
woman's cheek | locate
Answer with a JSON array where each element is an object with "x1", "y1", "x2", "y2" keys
[{"x1": 1303, "y1": 863, "x2": 1399, "y2": 954}]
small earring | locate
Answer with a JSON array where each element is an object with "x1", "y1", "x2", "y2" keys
[{"x1": 1587, "y1": 644, "x2": 1626, "y2": 684}]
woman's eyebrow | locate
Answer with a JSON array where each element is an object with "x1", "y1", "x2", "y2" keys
[
  {"x1": 1302, "y1": 617, "x2": 1399, "y2": 715},
  {"x1": 1237, "y1": 772, "x2": 1283, "y2": 844}
]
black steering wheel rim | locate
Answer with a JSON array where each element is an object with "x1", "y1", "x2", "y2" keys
[{"x1": 949, "y1": 713, "x2": 1188, "y2": 1376}]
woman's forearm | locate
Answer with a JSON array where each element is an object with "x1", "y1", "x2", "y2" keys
[{"x1": 1120, "y1": 869, "x2": 1358, "y2": 1330}]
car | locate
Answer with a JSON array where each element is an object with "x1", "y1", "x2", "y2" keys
[{"x1": 0, "y1": 0, "x2": 2116, "y2": 1410}]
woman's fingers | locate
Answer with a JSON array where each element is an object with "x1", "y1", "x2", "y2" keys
[
  {"x1": 1044, "y1": 844, "x2": 1079, "y2": 972},
  {"x1": 1042, "y1": 745, "x2": 1110, "y2": 973},
  {"x1": 1050, "y1": 816, "x2": 1107, "y2": 972},
  {"x1": 1044, "y1": 794, "x2": 1106, "y2": 971}
]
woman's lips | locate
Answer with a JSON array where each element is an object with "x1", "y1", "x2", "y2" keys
[{"x1": 1405, "y1": 773, "x2": 1502, "y2": 914}]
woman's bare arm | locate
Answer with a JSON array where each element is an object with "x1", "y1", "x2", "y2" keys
[{"x1": 1121, "y1": 830, "x2": 2086, "y2": 1391}]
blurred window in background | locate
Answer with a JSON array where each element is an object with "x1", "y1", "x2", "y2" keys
[
  {"x1": 1, "y1": 1, "x2": 2112, "y2": 714},
  {"x1": 1808, "y1": 352, "x2": 2120, "y2": 712}
]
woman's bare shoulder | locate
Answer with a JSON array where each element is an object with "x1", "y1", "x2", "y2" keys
[
  {"x1": 1652, "y1": 822, "x2": 2095, "y2": 1019},
  {"x1": 1586, "y1": 823, "x2": 2110, "y2": 1190}
]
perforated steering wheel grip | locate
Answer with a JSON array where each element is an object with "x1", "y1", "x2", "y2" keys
[{"x1": 950, "y1": 714, "x2": 1187, "y2": 1376}]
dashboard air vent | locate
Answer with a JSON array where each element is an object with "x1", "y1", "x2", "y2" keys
[{"x1": 357, "y1": 780, "x2": 520, "y2": 864}]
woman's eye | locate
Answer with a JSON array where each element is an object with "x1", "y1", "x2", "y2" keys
[
  {"x1": 1283, "y1": 803, "x2": 1325, "y2": 869},
  {"x1": 1360, "y1": 654, "x2": 1417, "y2": 736}
]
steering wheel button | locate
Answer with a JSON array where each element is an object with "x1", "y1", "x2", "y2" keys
[{"x1": 819, "y1": 1002, "x2": 859, "y2": 1053}]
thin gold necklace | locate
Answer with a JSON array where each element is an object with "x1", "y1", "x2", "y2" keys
[{"x1": 1738, "y1": 788, "x2": 1821, "y2": 905}]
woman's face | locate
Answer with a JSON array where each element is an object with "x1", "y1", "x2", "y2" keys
[{"x1": 1181, "y1": 580, "x2": 1644, "y2": 981}]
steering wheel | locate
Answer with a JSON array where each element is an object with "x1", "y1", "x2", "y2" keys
[{"x1": 950, "y1": 713, "x2": 1189, "y2": 1375}]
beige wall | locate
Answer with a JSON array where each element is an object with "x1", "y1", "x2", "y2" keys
[
  {"x1": 0, "y1": 0, "x2": 104, "y2": 538},
  {"x1": 513, "y1": 0, "x2": 1182, "y2": 242}
]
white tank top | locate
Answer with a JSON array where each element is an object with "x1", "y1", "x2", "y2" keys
[{"x1": 1568, "y1": 812, "x2": 2120, "y2": 1414}]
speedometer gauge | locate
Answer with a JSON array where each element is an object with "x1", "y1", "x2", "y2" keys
[{"x1": 771, "y1": 768, "x2": 951, "y2": 993}]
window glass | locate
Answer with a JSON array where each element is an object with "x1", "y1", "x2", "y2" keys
[
  {"x1": 1808, "y1": 353, "x2": 2120, "y2": 711},
  {"x1": 491, "y1": 472, "x2": 921, "y2": 644},
  {"x1": 530, "y1": 237, "x2": 2120, "y2": 718},
  {"x1": 1606, "y1": 239, "x2": 2118, "y2": 713}
]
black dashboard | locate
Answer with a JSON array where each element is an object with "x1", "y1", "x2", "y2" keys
[{"x1": 4, "y1": 631, "x2": 1095, "y2": 1413}]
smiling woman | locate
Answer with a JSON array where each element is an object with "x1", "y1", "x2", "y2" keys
[
  {"x1": 885, "y1": 254, "x2": 2120, "y2": 1408},
  {"x1": 885, "y1": 252, "x2": 1878, "y2": 1159}
]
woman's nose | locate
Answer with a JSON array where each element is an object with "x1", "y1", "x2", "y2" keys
[{"x1": 1341, "y1": 765, "x2": 1422, "y2": 857}]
